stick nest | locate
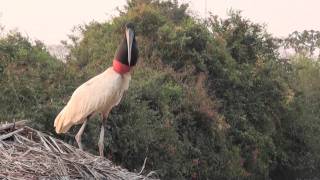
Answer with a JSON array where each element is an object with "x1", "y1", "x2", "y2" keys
[{"x1": 0, "y1": 121, "x2": 158, "y2": 180}]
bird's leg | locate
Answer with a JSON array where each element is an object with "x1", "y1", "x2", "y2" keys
[
  {"x1": 75, "y1": 119, "x2": 88, "y2": 150},
  {"x1": 98, "y1": 113, "x2": 107, "y2": 157}
]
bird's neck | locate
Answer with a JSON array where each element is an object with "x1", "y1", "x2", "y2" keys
[{"x1": 113, "y1": 60, "x2": 130, "y2": 74}]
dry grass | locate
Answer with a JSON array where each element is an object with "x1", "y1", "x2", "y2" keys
[{"x1": 0, "y1": 121, "x2": 158, "y2": 180}]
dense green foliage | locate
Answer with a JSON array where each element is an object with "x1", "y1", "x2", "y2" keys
[
  {"x1": 1, "y1": 0, "x2": 320, "y2": 179},
  {"x1": 0, "y1": 33, "x2": 78, "y2": 130}
]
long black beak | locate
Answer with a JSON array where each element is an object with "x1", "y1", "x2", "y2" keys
[{"x1": 125, "y1": 28, "x2": 134, "y2": 66}]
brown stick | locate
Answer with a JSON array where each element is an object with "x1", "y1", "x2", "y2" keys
[
  {"x1": 0, "y1": 128, "x2": 24, "y2": 140},
  {"x1": 0, "y1": 120, "x2": 29, "y2": 131}
]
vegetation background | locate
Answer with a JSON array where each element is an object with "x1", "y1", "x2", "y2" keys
[{"x1": 1, "y1": 0, "x2": 320, "y2": 179}]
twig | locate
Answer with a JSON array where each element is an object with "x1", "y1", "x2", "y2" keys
[
  {"x1": 138, "y1": 157, "x2": 148, "y2": 175},
  {"x1": 0, "y1": 128, "x2": 24, "y2": 141},
  {"x1": 48, "y1": 136, "x2": 66, "y2": 154},
  {"x1": 0, "y1": 120, "x2": 28, "y2": 131}
]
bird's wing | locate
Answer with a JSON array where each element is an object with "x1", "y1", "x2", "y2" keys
[{"x1": 54, "y1": 67, "x2": 128, "y2": 133}]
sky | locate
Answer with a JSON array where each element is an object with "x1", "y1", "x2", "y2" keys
[{"x1": 0, "y1": 0, "x2": 319, "y2": 45}]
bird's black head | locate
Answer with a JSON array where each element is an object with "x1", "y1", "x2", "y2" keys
[
  {"x1": 114, "y1": 22, "x2": 139, "y2": 67},
  {"x1": 125, "y1": 22, "x2": 135, "y2": 30}
]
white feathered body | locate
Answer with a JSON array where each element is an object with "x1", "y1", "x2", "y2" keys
[{"x1": 54, "y1": 67, "x2": 131, "y2": 133}]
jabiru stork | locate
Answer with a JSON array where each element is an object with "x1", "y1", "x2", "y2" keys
[{"x1": 54, "y1": 23, "x2": 138, "y2": 157}]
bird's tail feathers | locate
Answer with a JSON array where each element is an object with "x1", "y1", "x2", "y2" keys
[{"x1": 54, "y1": 107, "x2": 72, "y2": 134}]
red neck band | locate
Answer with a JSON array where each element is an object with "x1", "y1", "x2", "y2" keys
[{"x1": 113, "y1": 60, "x2": 130, "y2": 74}]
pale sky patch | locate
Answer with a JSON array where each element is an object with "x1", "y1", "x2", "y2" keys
[{"x1": 0, "y1": 0, "x2": 319, "y2": 44}]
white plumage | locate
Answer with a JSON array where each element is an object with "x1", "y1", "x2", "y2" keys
[
  {"x1": 54, "y1": 67, "x2": 131, "y2": 133},
  {"x1": 54, "y1": 22, "x2": 137, "y2": 157},
  {"x1": 54, "y1": 67, "x2": 131, "y2": 156}
]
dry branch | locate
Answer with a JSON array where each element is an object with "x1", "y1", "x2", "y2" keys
[{"x1": 0, "y1": 120, "x2": 28, "y2": 131}]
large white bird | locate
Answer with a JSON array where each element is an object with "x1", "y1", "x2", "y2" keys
[{"x1": 54, "y1": 23, "x2": 139, "y2": 157}]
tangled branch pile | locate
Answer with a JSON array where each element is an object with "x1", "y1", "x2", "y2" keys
[{"x1": 0, "y1": 121, "x2": 157, "y2": 180}]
